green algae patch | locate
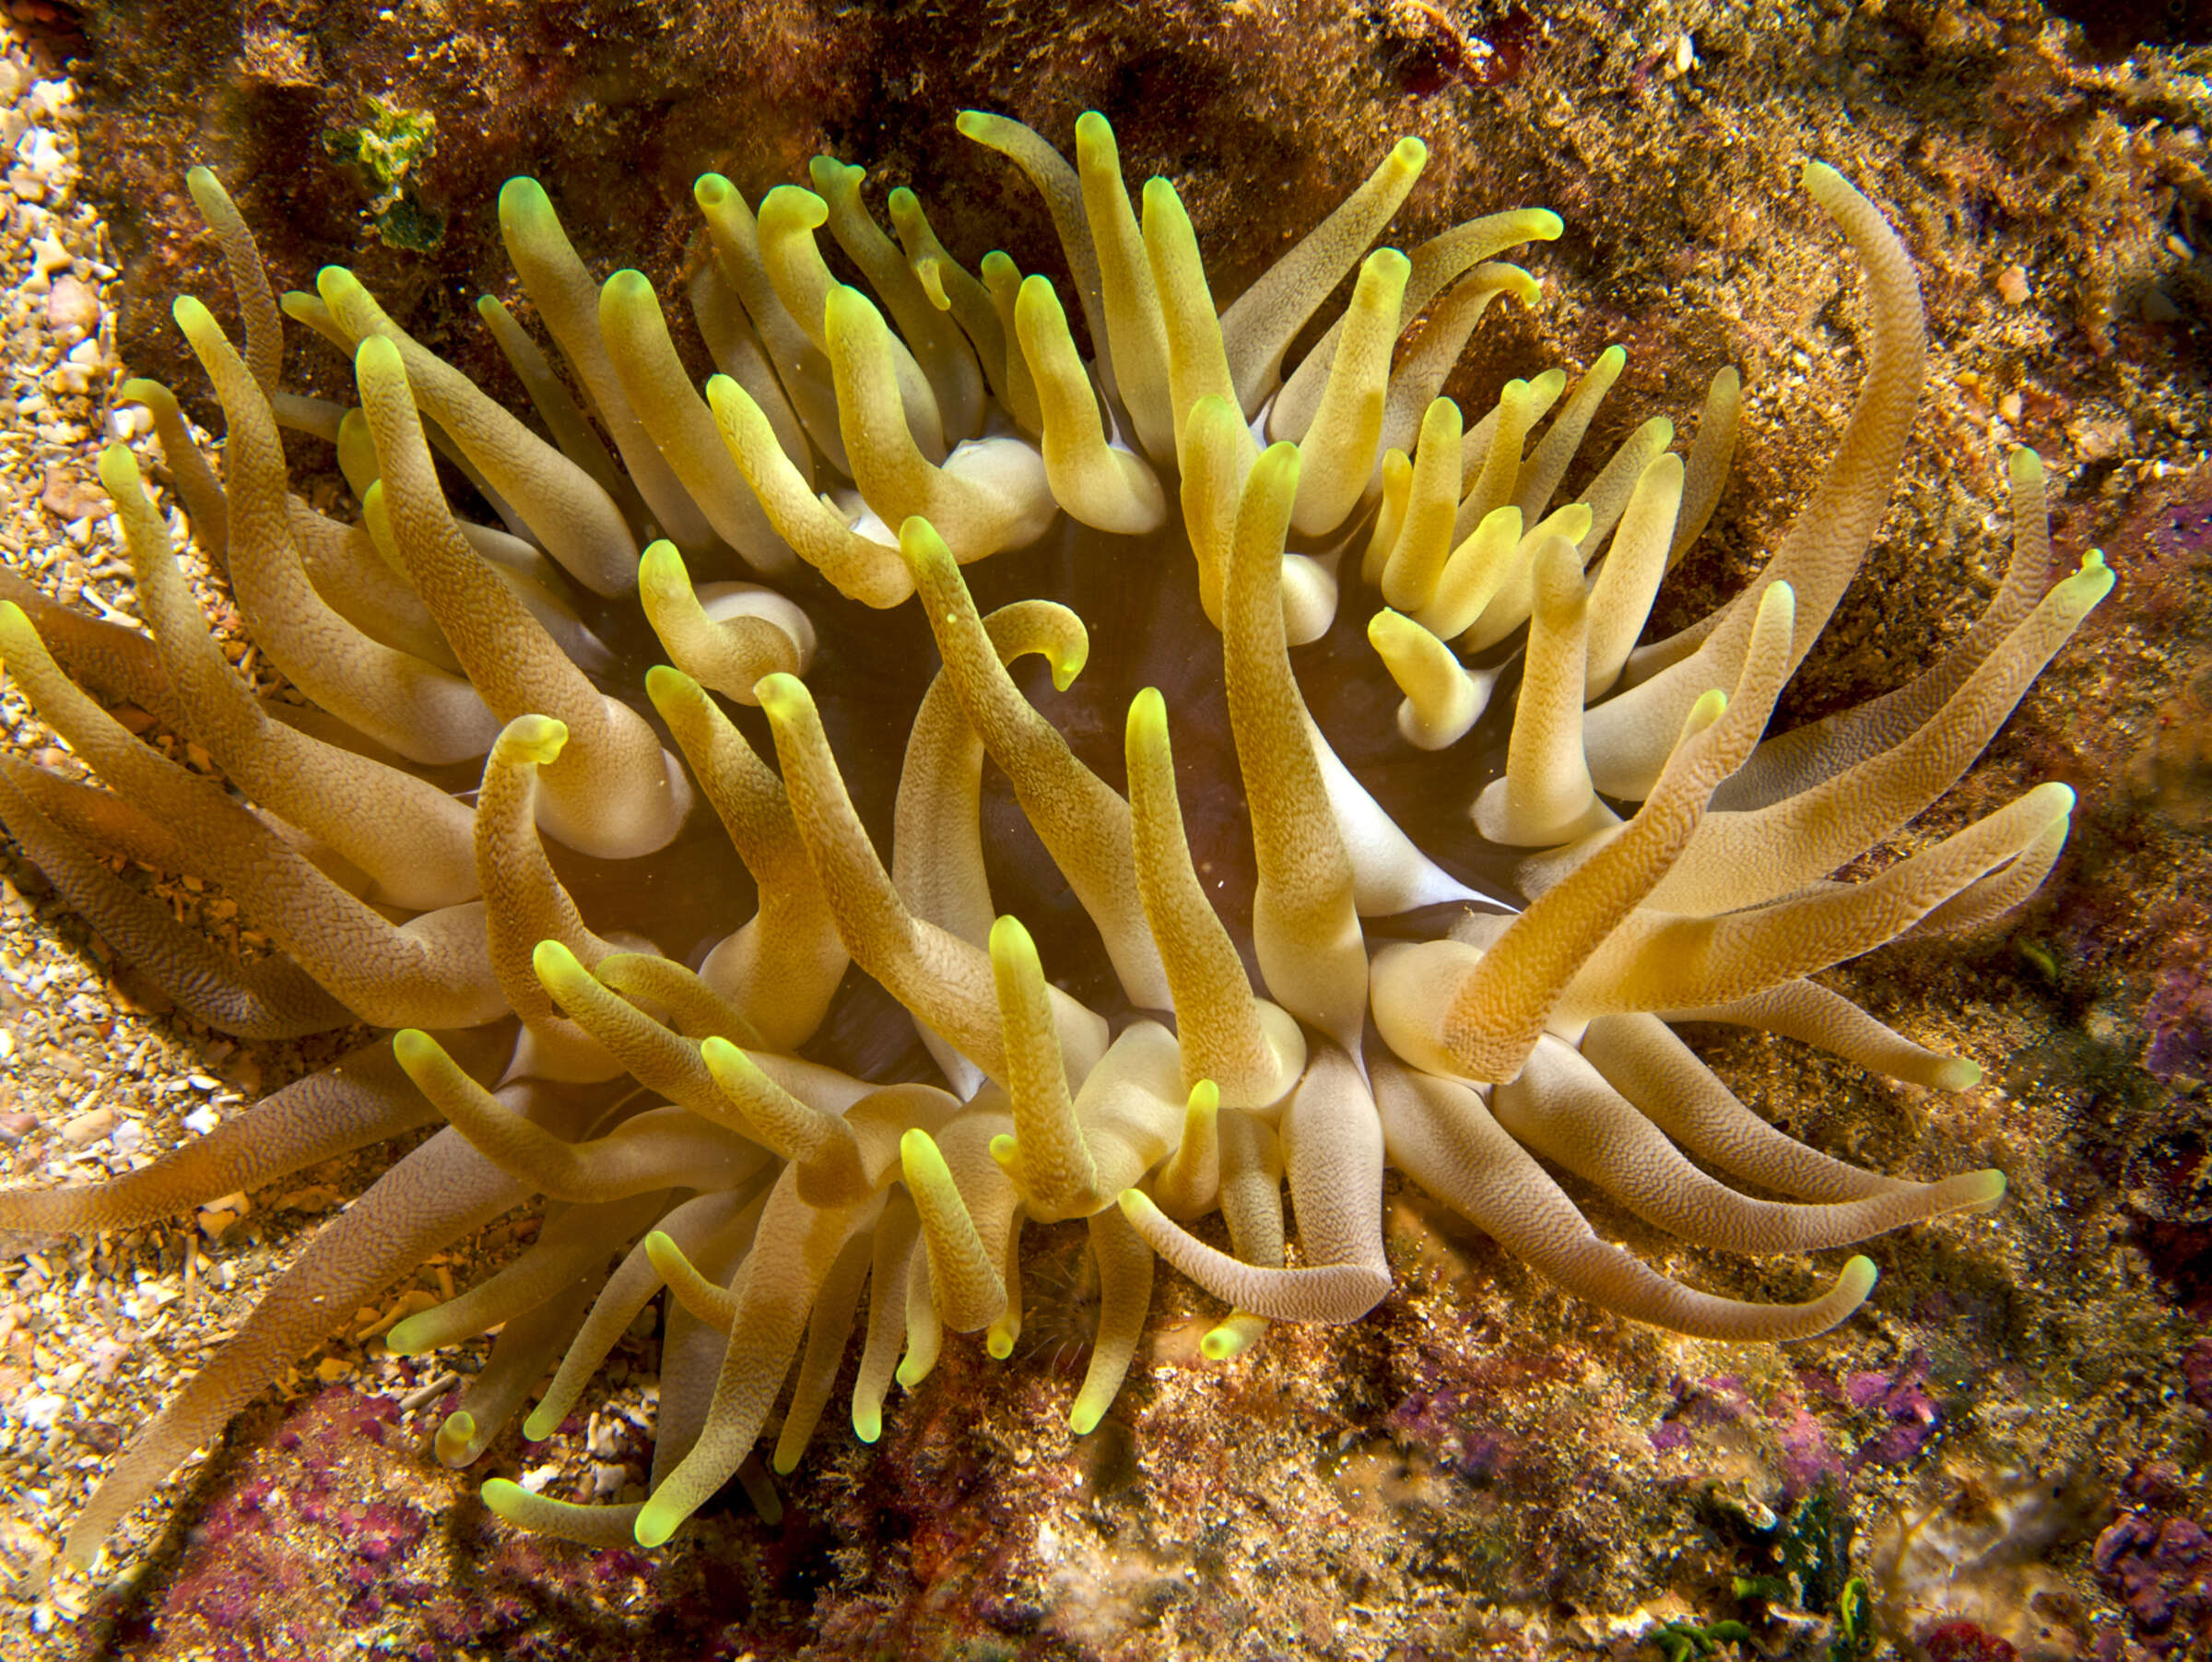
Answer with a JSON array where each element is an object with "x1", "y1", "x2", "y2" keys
[{"x1": 324, "y1": 95, "x2": 443, "y2": 251}]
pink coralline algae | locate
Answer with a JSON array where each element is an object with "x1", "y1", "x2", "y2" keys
[{"x1": 2094, "y1": 1511, "x2": 2212, "y2": 1654}]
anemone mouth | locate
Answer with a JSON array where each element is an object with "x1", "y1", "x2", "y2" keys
[{"x1": 0, "y1": 112, "x2": 2104, "y2": 1565}]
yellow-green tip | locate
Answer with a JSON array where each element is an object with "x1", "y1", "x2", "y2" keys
[
  {"x1": 1837, "y1": 1255, "x2": 1879, "y2": 1302},
  {"x1": 853, "y1": 1402, "x2": 883, "y2": 1444},
  {"x1": 1964, "y1": 1168, "x2": 2008, "y2": 1210},
  {"x1": 433, "y1": 1409, "x2": 477, "y2": 1468},
  {"x1": 1931, "y1": 1056, "x2": 1983, "y2": 1092},
  {"x1": 1201, "y1": 1324, "x2": 1254, "y2": 1362},
  {"x1": 986, "y1": 1326, "x2": 1016, "y2": 1361},
  {"x1": 634, "y1": 1494, "x2": 685, "y2": 1550},
  {"x1": 495, "y1": 713, "x2": 569, "y2": 768},
  {"x1": 480, "y1": 1478, "x2": 532, "y2": 1522}
]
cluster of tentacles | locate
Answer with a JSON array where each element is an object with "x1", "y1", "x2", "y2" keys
[{"x1": 0, "y1": 112, "x2": 2105, "y2": 1564}]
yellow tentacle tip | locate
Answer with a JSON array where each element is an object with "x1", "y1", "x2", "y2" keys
[
  {"x1": 530, "y1": 937, "x2": 589, "y2": 994},
  {"x1": 1115, "y1": 1188, "x2": 1159, "y2": 1227},
  {"x1": 480, "y1": 1478, "x2": 533, "y2": 1523},
  {"x1": 1837, "y1": 1255, "x2": 1879, "y2": 1302},
  {"x1": 96, "y1": 442, "x2": 146, "y2": 501},
  {"x1": 494, "y1": 713, "x2": 570, "y2": 769},
  {"x1": 638, "y1": 538, "x2": 690, "y2": 599},
  {"x1": 1963, "y1": 1168, "x2": 2008, "y2": 1209},
  {"x1": 988, "y1": 1132, "x2": 1020, "y2": 1173},
  {"x1": 1932, "y1": 1056, "x2": 1983, "y2": 1092},
  {"x1": 1389, "y1": 136, "x2": 1428, "y2": 173},
  {"x1": 522, "y1": 1405, "x2": 559, "y2": 1442},
  {"x1": 643, "y1": 663, "x2": 700, "y2": 712},
  {"x1": 853, "y1": 1403, "x2": 884, "y2": 1444},
  {"x1": 354, "y1": 331, "x2": 406, "y2": 380},
  {"x1": 1185, "y1": 1079, "x2": 1219, "y2": 1122},
  {"x1": 985, "y1": 1323, "x2": 1017, "y2": 1361},
  {"x1": 753, "y1": 670, "x2": 813, "y2": 722},
  {"x1": 601, "y1": 267, "x2": 653, "y2": 309},
  {"x1": 391, "y1": 1028, "x2": 444, "y2": 1077},
  {"x1": 433, "y1": 1409, "x2": 477, "y2": 1468},
  {"x1": 901, "y1": 1126, "x2": 954, "y2": 1188},
  {"x1": 1528, "y1": 210, "x2": 1566, "y2": 242},
  {"x1": 955, "y1": 110, "x2": 992, "y2": 139},
  {"x1": 2008, "y1": 447, "x2": 2045, "y2": 483},
  {"x1": 633, "y1": 1495, "x2": 685, "y2": 1550},
  {"x1": 498, "y1": 175, "x2": 554, "y2": 223},
  {"x1": 1201, "y1": 1324, "x2": 1253, "y2": 1362}
]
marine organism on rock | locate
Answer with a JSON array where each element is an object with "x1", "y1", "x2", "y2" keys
[{"x1": 0, "y1": 110, "x2": 2106, "y2": 1565}]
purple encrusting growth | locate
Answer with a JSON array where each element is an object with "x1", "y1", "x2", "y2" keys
[
  {"x1": 1840, "y1": 1351, "x2": 1945, "y2": 1469},
  {"x1": 2096, "y1": 1509, "x2": 2212, "y2": 1655}
]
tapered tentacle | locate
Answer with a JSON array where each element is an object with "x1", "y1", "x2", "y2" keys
[
  {"x1": 1371, "y1": 582, "x2": 1796, "y2": 1084},
  {"x1": 1121, "y1": 1045, "x2": 1389, "y2": 1323},
  {"x1": 1653, "y1": 980, "x2": 1981, "y2": 1091},
  {"x1": 473, "y1": 716, "x2": 622, "y2": 1079},
  {"x1": 100, "y1": 443, "x2": 479, "y2": 910},
  {"x1": 1560, "y1": 783, "x2": 2077, "y2": 1020},
  {"x1": 1068, "y1": 1206, "x2": 1155, "y2": 1433},
  {"x1": 1222, "y1": 443, "x2": 1367, "y2": 1050},
  {"x1": 435, "y1": 1246, "x2": 615, "y2": 1467},
  {"x1": 1124, "y1": 687, "x2": 1306, "y2": 1107},
  {"x1": 813, "y1": 157, "x2": 986, "y2": 442},
  {"x1": 632, "y1": 1177, "x2": 877, "y2": 1548},
  {"x1": 1647, "y1": 551, "x2": 2110, "y2": 912},
  {"x1": 497, "y1": 178, "x2": 719, "y2": 552},
  {"x1": 0, "y1": 603, "x2": 505, "y2": 1029},
  {"x1": 1070, "y1": 112, "x2": 1173, "y2": 460},
  {"x1": 771, "y1": 1225, "x2": 876, "y2": 1471},
  {"x1": 1583, "y1": 165, "x2": 1928, "y2": 797},
  {"x1": 899, "y1": 517, "x2": 1168, "y2": 1008},
  {"x1": 826, "y1": 288, "x2": 1055, "y2": 560},
  {"x1": 525, "y1": 1185, "x2": 768, "y2": 1439},
  {"x1": 1202, "y1": 1109, "x2": 1288, "y2": 1360},
  {"x1": 475, "y1": 292, "x2": 646, "y2": 526},
  {"x1": 1715, "y1": 445, "x2": 2053, "y2": 807},
  {"x1": 1142, "y1": 181, "x2": 1248, "y2": 466},
  {"x1": 956, "y1": 112, "x2": 1112, "y2": 401},
  {"x1": 702, "y1": 375, "x2": 913, "y2": 607},
  {"x1": 596, "y1": 268, "x2": 795, "y2": 572},
  {"x1": 114, "y1": 379, "x2": 228, "y2": 572},
  {"x1": 1218, "y1": 136, "x2": 1426, "y2": 416},
  {"x1": 314, "y1": 265, "x2": 638, "y2": 595},
  {"x1": 755, "y1": 671, "x2": 1108, "y2": 1086},
  {"x1": 394, "y1": 1031, "x2": 770, "y2": 1202},
  {"x1": 1584, "y1": 454, "x2": 1687, "y2": 699},
  {"x1": 1288, "y1": 248, "x2": 1408, "y2": 536},
  {"x1": 0, "y1": 565, "x2": 182, "y2": 731},
  {"x1": 173, "y1": 300, "x2": 499, "y2": 766},
  {"x1": 1492, "y1": 1035, "x2": 2005, "y2": 1252},
  {"x1": 392, "y1": 1189, "x2": 668, "y2": 1357},
  {"x1": 641, "y1": 666, "x2": 847, "y2": 1051},
  {"x1": 1015, "y1": 275, "x2": 1165, "y2": 534},
  {"x1": 888, "y1": 188, "x2": 1010, "y2": 416},
  {"x1": 852, "y1": 1191, "x2": 922, "y2": 1443},
  {"x1": 1472, "y1": 536, "x2": 1619, "y2": 847},
  {"x1": 1579, "y1": 1013, "x2": 1924, "y2": 1203},
  {"x1": 1374, "y1": 1061, "x2": 1877, "y2": 1342},
  {"x1": 1367, "y1": 608, "x2": 1494, "y2": 749},
  {"x1": 0, "y1": 760, "x2": 352, "y2": 1040},
  {"x1": 636, "y1": 541, "x2": 811, "y2": 706},
  {"x1": 63, "y1": 1128, "x2": 525, "y2": 1569},
  {"x1": 986, "y1": 915, "x2": 1100, "y2": 1220},
  {"x1": 356, "y1": 336, "x2": 694, "y2": 859},
  {"x1": 0, "y1": 1031, "x2": 512, "y2": 1241}
]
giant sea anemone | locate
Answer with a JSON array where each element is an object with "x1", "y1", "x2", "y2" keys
[{"x1": 0, "y1": 109, "x2": 2106, "y2": 1567}]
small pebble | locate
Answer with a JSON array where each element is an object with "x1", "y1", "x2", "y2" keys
[
  {"x1": 44, "y1": 272, "x2": 97, "y2": 335},
  {"x1": 58, "y1": 1105, "x2": 113, "y2": 1147}
]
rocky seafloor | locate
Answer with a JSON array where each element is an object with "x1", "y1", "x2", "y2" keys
[{"x1": 0, "y1": 0, "x2": 2208, "y2": 1656}]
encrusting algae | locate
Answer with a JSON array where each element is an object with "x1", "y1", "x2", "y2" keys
[{"x1": 0, "y1": 106, "x2": 2108, "y2": 1566}]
